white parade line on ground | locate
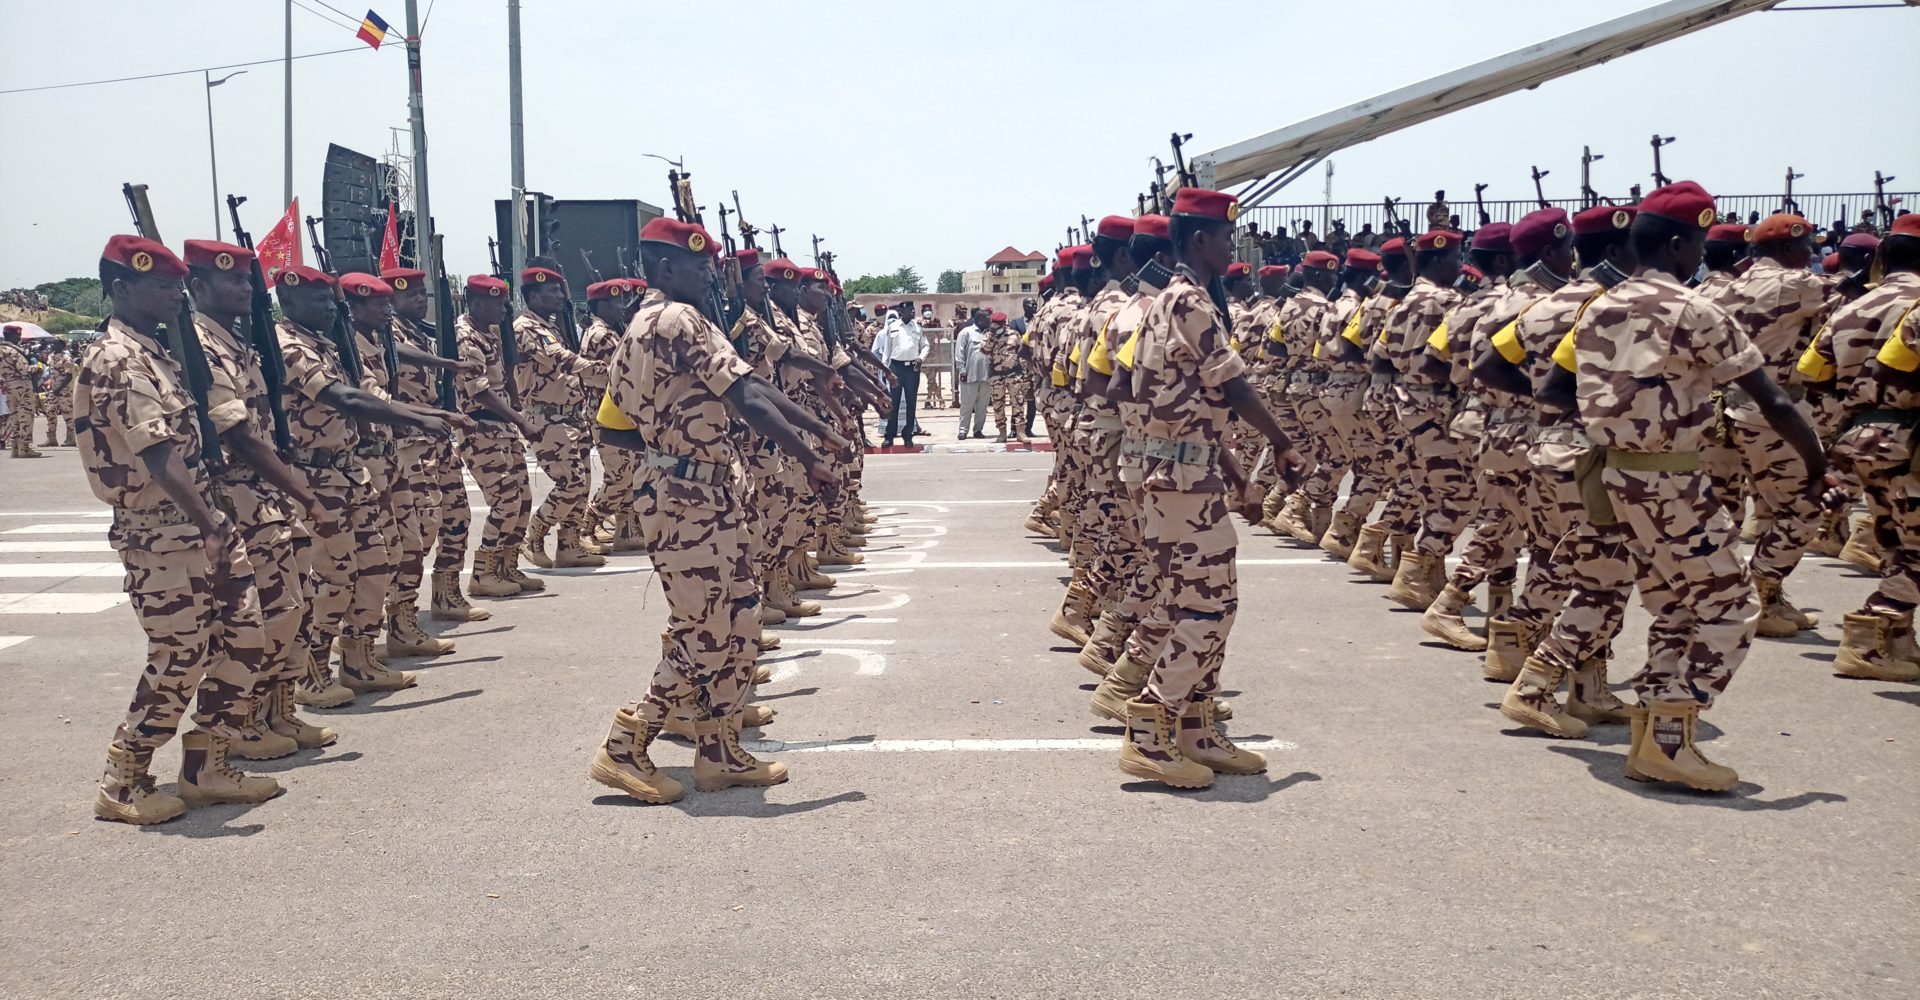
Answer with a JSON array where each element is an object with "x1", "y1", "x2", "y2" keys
[
  {"x1": 0, "y1": 635, "x2": 29, "y2": 653},
  {"x1": 0, "y1": 541, "x2": 115, "y2": 554},
  {"x1": 0, "y1": 563, "x2": 122, "y2": 579},
  {"x1": 0, "y1": 511, "x2": 112, "y2": 518},
  {"x1": 740, "y1": 737, "x2": 1298, "y2": 754},
  {"x1": 2, "y1": 523, "x2": 109, "y2": 534},
  {"x1": 0, "y1": 593, "x2": 128, "y2": 614}
]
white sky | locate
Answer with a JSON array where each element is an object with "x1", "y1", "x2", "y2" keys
[{"x1": 1, "y1": 0, "x2": 1915, "y2": 288}]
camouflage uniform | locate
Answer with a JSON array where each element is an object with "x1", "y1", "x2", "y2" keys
[
  {"x1": 454, "y1": 313, "x2": 533, "y2": 554},
  {"x1": 577, "y1": 313, "x2": 637, "y2": 539},
  {"x1": 79, "y1": 319, "x2": 268, "y2": 752},
  {"x1": 1334, "y1": 286, "x2": 1409, "y2": 523},
  {"x1": 0, "y1": 339, "x2": 36, "y2": 454},
  {"x1": 512, "y1": 309, "x2": 607, "y2": 552},
  {"x1": 1572, "y1": 269, "x2": 1763, "y2": 706},
  {"x1": 732, "y1": 303, "x2": 799, "y2": 583},
  {"x1": 769, "y1": 304, "x2": 828, "y2": 581},
  {"x1": 987, "y1": 325, "x2": 1024, "y2": 439},
  {"x1": 390, "y1": 316, "x2": 474, "y2": 585},
  {"x1": 1275, "y1": 287, "x2": 1337, "y2": 510},
  {"x1": 1302, "y1": 289, "x2": 1367, "y2": 520},
  {"x1": 1066, "y1": 278, "x2": 1138, "y2": 659},
  {"x1": 1381, "y1": 275, "x2": 1467, "y2": 558},
  {"x1": 40, "y1": 350, "x2": 76, "y2": 445}
]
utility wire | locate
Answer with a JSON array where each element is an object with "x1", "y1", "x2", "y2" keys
[
  {"x1": 291, "y1": 0, "x2": 364, "y2": 32},
  {"x1": 0, "y1": 46, "x2": 384, "y2": 96}
]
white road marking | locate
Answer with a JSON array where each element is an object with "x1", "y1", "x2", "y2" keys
[
  {"x1": 0, "y1": 636, "x2": 30, "y2": 654},
  {"x1": 741, "y1": 737, "x2": 1298, "y2": 754},
  {"x1": 2, "y1": 523, "x2": 108, "y2": 534},
  {"x1": 814, "y1": 592, "x2": 912, "y2": 613},
  {"x1": 770, "y1": 638, "x2": 896, "y2": 646},
  {"x1": 0, "y1": 541, "x2": 115, "y2": 554},
  {"x1": 0, "y1": 593, "x2": 128, "y2": 614},
  {"x1": 865, "y1": 499, "x2": 1032, "y2": 505},
  {"x1": 0, "y1": 563, "x2": 121, "y2": 579},
  {"x1": 0, "y1": 511, "x2": 111, "y2": 518},
  {"x1": 836, "y1": 557, "x2": 1352, "y2": 571}
]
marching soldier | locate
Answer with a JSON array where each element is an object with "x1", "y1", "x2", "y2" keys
[
  {"x1": 1267, "y1": 250, "x2": 1343, "y2": 544},
  {"x1": 986, "y1": 311, "x2": 1024, "y2": 442},
  {"x1": 588, "y1": 216, "x2": 847, "y2": 804},
  {"x1": 39, "y1": 342, "x2": 77, "y2": 447},
  {"x1": 1311, "y1": 248, "x2": 1383, "y2": 558},
  {"x1": 1379, "y1": 229, "x2": 1466, "y2": 610},
  {"x1": 579, "y1": 277, "x2": 644, "y2": 553},
  {"x1": 1065, "y1": 215, "x2": 1138, "y2": 675},
  {"x1": 452, "y1": 276, "x2": 542, "y2": 597},
  {"x1": 515, "y1": 267, "x2": 609, "y2": 570},
  {"x1": 1, "y1": 324, "x2": 40, "y2": 458},
  {"x1": 1331, "y1": 241, "x2": 1414, "y2": 578},
  {"x1": 83, "y1": 236, "x2": 280, "y2": 824}
]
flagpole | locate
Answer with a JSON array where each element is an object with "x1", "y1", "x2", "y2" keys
[
  {"x1": 403, "y1": 0, "x2": 435, "y2": 315},
  {"x1": 507, "y1": 0, "x2": 526, "y2": 299},
  {"x1": 283, "y1": 0, "x2": 294, "y2": 209}
]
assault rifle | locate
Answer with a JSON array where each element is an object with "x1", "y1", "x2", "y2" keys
[
  {"x1": 1473, "y1": 183, "x2": 1490, "y2": 227},
  {"x1": 731, "y1": 190, "x2": 759, "y2": 250},
  {"x1": 121, "y1": 182, "x2": 222, "y2": 465},
  {"x1": 661, "y1": 161, "x2": 731, "y2": 329},
  {"x1": 430, "y1": 231, "x2": 458, "y2": 411},
  {"x1": 301, "y1": 215, "x2": 366, "y2": 385},
  {"x1": 1650, "y1": 135, "x2": 1675, "y2": 188},
  {"x1": 224, "y1": 193, "x2": 292, "y2": 450},
  {"x1": 526, "y1": 254, "x2": 582, "y2": 352},
  {"x1": 1874, "y1": 170, "x2": 1898, "y2": 229},
  {"x1": 1580, "y1": 146, "x2": 1605, "y2": 209},
  {"x1": 1530, "y1": 165, "x2": 1551, "y2": 209},
  {"x1": 1783, "y1": 166, "x2": 1805, "y2": 215},
  {"x1": 1170, "y1": 132, "x2": 1196, "y2": 187}
]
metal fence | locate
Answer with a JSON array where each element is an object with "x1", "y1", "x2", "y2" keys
[{"x1": 1241, "y1": 192, "x2": 1911, "y2": 244}]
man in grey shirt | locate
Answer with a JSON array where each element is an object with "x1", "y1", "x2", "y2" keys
[{"x1": 953, "y1": 308, "x2": 992, "y2": 439}]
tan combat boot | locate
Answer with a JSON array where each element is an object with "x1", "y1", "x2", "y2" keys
[
  {"x1": 608, "y1": 513, "x2": 646, "y2": 553},
  {"x1": 1387, "y1": 551, "x2": 1440, "y2": 610},
  {"x1": 1753, "y1": 577, "x2": 1800, "y2": 639},
  {"x1": 1498, "y1": 656, "x2": 1590, "y2": 739},
  {"x1": 751, "y1": 663, "x2": 773, "y2": 685},
  {"x1": 1118, "y1": 698, "x2": 1214, "y2": 788},
  {"x1": 768, "y1": 570, "x2": 822, "y2": 618},
  {"x1": 1293, "y1": 502, "x2": 1332, "y2": 546},
  {"x1": 94, "y1": 745, "x2": 187, "y2": 825},
  {"x1": 178, "y1": 730, "x2": 284, "y2": 806},
  {"x1": 666, "y1": 703, "x2": 776, "y2": 740},
  {"x1": 1024, "y1": 510, "x2": 1051, "y2": 536},
  {"x1": 817, "y1": 533, "x2": 864, "y2": 567},
  {"x1": 231, "y1": 694, "x2": 299, "y2": 761},
  {"x1": 1625, "y1": 699, "x2": 1738, "y2": 792},
  {"x1": 1421, "y1": 584, "x2": 1488, "y2": 652},
  {"x1": 1078, "y1": 611, "x2": 1129, "y2": 677},
  {"x1": 554, "y1": 526, "x2": 607, "y2": 568},
  {"x1": 386, "y1": 601, "x2": 455, "y2": 656},
  {"x1": 1567, "y1": 657, "x2": 1634, "y2": 724},
  {"x1": 1889, "y1": 614, "x2": 1920, "y2": 666},
  {"x1": 590, "y1": 709, "x2": 685, "y2": 804},
  {"x1": 1833, "y1": 613, "x2": 1920, "y2": 682},
  {"x1": 294, "y1": 642, "x2": 355, "y2": 708},
  {"x1": 756, "y1": 634, "x2": 782, "y2": 652},
  {"x1": 1839, "y1": 519, "x2": 1883, "y2": 574},
  {"x1": 1482, "y1": 618, "x2": 1530, "y2": 682},
  {"x1": 1049, "y1": 579, "x2": 1094, "y2": 646},
  {"x1": 522, "y1": 515, "x2": 555, "y2": 569},
  {"x1": 1346, "y1": 523, "x2": 1392, "y2": 579},
  {"x1": 693, "y1": 715, "x2": 790, "y2": 791},
  {"x1": 1486, "y1": 581, "x2": 1514, "y2": 622},
  {"x1": 1090, "y1": 651, "x2": 1152, "y2": 722},
  {"x1": 795, "y1": 556, "x2": 836, "y2": 592},
  {"x1": 431, "y1": 568, "x2": 493, "y2": 621},
  {"x1": 263, "y1": 680, "x2": 336, "y2": 749},
  {"x1": 1259, "y1": 487, "x2": 1288, "y2": 530},
  {"x1": 499, "y1": 546, "x2": 546, "y2": 592},
  {"x1": 465, "y1": 548, "x2": 520, "y2": 598},
  {"x1": 1320, "y1": 511, "x2": 1361, "y2": 559},
  {"x1": 1175, "y1": 698, "x2": 1266, "y2": 774},
  {"x1": 1805, "y1": 507, "x2": 1847, "y2": 558},
  {"x1": 757, "y1": 585, "x2": 788, "y2": 627},
  {"x1": 339, "y1": 635, "x2": 417, "y2": 693}
]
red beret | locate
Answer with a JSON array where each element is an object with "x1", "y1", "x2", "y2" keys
[
  {"x1": 763, "y1": 257, "x2": 802, "y2": 281},
  {"x1": 1096, "y1": 215, "x2": 1135, "y2": 241},
  {"x1": 989, "y1": 312, "x2": 1008, "y2": 322},
  {"x1": 1822, "y1": 252, "x2": 1842, "y2": 271},
  {"x1": 1638, "y1": 180, "x2": 1716, "y2": 229},
  {"x1": 1257, "y1": 265, "x2": 1289, "y2": 277},
  {"x1": 1842, "y1": 232, "x2": 1882, "y2": 250},
  {"x1": 1706, "y1": 223, "x2": 1751, "y2": 244},
  {"x1": 102, "y1": 235, "x2": 188, "y2": 278},
  {"x1": 1344, "y1": 248, "x2": 1381, "y2": 268},
  {"x1": 1416, "y1": 230, "x2": 1463, "y2": 253},
  {"x1": 521, "y1": 266, "x2": 565, "y2": 288},
  {"x1": 1511, "y1": 208, "x2": 1572, "y2": 257},
  {"x1": 585, "y1": 280, "x2": 625, "y2": 301},
  {"x1": 1133, "y1": 214, "x2": 1171, "y2": 241},
  {"x1": 729, "y1": 247, "x2": 761, "y2": 271},
  {"x1": 1038, "y1": 274, "x2": 1055, "y2": 291},
  {"x1": 1752, "y1": 214, "x2": 1813, "y2": 243},
  {"x1": 1171, "y1": 187, "x2": 1240, "y2": 223},
  {"x1": 639, "y1": 217, "x2": 714, "y2": 255},
  {"x1": 1068, "y1": 245, "x2": 1096, "y2": 270},
  {"x1": 380, "y1": 267, "x2": 426, "y2": 291},
  {"x1": 1226, "y1": 261, "x2": 1252, "y2": 278},
  {"x1": 182, "y1": 239, "x2": 253, "y2": 273},
  {"x1": 1894, "y1": 215, "x2": 1920, "y2": 240},
  {"x1": 1572, "y1": 204, "x2": 1637, "y2": 237},
  {"x1": 797, "y1": 267, "x2": 826, "y2": 283},
  {"x1": 1302, "y1": 250, "x2": 1340, "y2": 271},
  {"x1": 273, "y1": 264, "x2": 335, "y2": 290},
  {"x1": 339, "y1": 273, "x2": 393, "y2": 299},
  {"x1": 465, "y1": 275, "x2": 508, "y2": 299},
  {"x1": 1470, "y1": 222, "x2": 1512, "y2": 254},
  {"x1": 1379, "y1": 237, "x2": 1406, "y2": 255},
  {"x1": 1461, "y1": 264, "x2": 1485, "y2": 283},
  {"x1": 624, "y1": 277, "x2": 649, "y2": 293}
]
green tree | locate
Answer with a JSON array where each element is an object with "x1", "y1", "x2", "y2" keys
[
  {"x1": 842, "y1": 273, "x2": 902, "y2": 296},
  {"x1": 936, "y1": 269, "x2": 963, "y2": 294},
  {"x1": 34, "y1": 277, "x2": 105, "y2": 317},
  {"x1": 892, "y1": 265, "x2": 926, "y2": 294}
]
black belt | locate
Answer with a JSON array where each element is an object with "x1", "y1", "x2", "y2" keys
[{"x1": 1850, "y1": 409, "x2": 1920, "y2": 428}]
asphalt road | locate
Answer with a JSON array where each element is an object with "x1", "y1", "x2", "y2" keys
[{"x1": 1, "y1": 437, "x2": 1914, "y2": 999}]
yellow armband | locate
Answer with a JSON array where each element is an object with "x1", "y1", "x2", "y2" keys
[
  {"x1": 1795, "y1": 340, "x2": 1835, "y2": 382},
  {"x1": 1088, "y1": 318, "x2": 1115, "y2": 376},
  {"x1": 1229, "y1": 336, "x2": 1243, "y2": 354},
  {"x1": 1875, "y1": 321, "x2": 1920, "y2": 373},
  {"x1": 1311, "y1": 340, "x2": 1323, "y2": 359},
  {"x1": 1268, "y1": 320, "x2": 1285, "y2": 344},
  {"x1": 1069, "y1": 343, "x2": 1084, "y2": 366},
  {"x1": 1050, "y1": 365, "x2": 1069, "y2": 387},
  {"x1": 1550, "y1": 329, "x2": 1578, "y2": 373},
  {"x1": 1425, "y1": 319, "x2": 1451, "y2": 360},
  {"x1": 596, "y1": 390, "x2": 636, "y2": 431},
  {"x1": 1339, "y1": 310, "x2": 1365, "y2": 347},
  {"x1": 1118, "y1": 326, "x2": 1141, "y2": 369},
  {"x1": 1489, "y1": 319, "x2": 1526, "y2": 365}
]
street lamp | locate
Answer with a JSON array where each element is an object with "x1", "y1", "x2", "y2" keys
[{"x1": 205, "y1": 69, "x2": 247, "y2": 236}]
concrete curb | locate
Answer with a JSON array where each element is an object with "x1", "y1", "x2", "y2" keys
[{"x1": 867, "y1": 441, "x2": 1056, "y2": 456}]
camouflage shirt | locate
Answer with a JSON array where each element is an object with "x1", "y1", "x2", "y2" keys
[
  {"x1": 1278, "y1": 286, "x2": 1332, "y2": 376},
  {"x1": 76, "y1": 319, "x2": 239, "y2": 552},
  {"x1": 1322, "y1": 290, "x2": 1368, "y2": 375},
  {"x1": 277, "y1": 318, "x2": 362, "y2": 455},
  {"x1": 1497, "y1": 275, "x2": 1606, "y2": 422},
  {"x1": 512, "y1": 310, "x2": 605, "y2": 409},
  {"x1": 1075, "y1": 280, "x2": 1132, "y2": 412},
  {"x1": 390, "y1": 316, "x2": 440, "y2": 409},
  {"x1": 351, "y1": 326, "x2": 396, "y2": 442},
  {"x1": 1814, "y1": 271, "x2": 1920, "y2": 419},
  {"x1": 453, "y1": 313, "x2": 509, "y2": 416},
  {"x1": 1044, "y1": 288, "x2": 1087, "y2": 385},
  {"x1": 986, "y1": 326, "x2": 1022, "y2": 376},
  {"x1": 0, "y1": 340, "x2": 30, "y2": 387},
  {"x1": 1572, "y1": 270, "x2": 1762, "y2": 454},
  {"x1": 605, "y1": 295, "x2": 753, "y2": 471},
  {"x1": 41, "y1": 352, "x2": 76, "y2": 395},
  {"x1": 1695, "y1": 256, "x2": 1830, "y2": 427},
  {"x1": 1383, "y1": 276, "x2": 1462, "y2": 387},
  {"x1": 1130, "y1": 271, "x2": 1247, "y2": 493},
  {"x1": 195, "y1": 313, "x2": 294, "y2": 527},
  {"x1": 575, "y1": 316, "x2": 624, "y2": 394}
]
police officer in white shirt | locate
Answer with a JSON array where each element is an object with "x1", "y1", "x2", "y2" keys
[{"x1": 874, "y1": 300, "x2": 928, "y2": 447}]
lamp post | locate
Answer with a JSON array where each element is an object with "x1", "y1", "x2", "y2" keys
[{"x1": 205, "y1": 69, "x2": 246, "y2": 235}]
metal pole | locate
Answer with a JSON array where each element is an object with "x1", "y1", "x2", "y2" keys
[
  {"x1": 403, "y1": 0, "x2": 434, "y2": 316},
  {"x1": 283, "y1": 0, "x2": 294, "y2": 208},
  {"x1": 507, "y1": 0, "x2": 527, "y2": 303},
  {"x1": 205, "y1": 70, "x2": 220, "y2": 236}
]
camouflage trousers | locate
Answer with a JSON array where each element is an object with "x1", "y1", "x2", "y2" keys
[
  {"x1": 236, "y1": 513, "x2": 308, "y2": 685},
  {"x1": 4, "y1": 380, "x2": 33, "y2": 451},
  {"x1": 429, "y1": 439, "x2": 473, "y2": 575},
  {"x1": 1078, "y1": 428, "x2": 1135, "y2": 608},
  {"x1": 1446, "y1": 421, "x2": 1529, "y2": 592},
  {"x1": 354, "y1": 452, "x2": 403, "y2": 630},
  {"x1": 295, "y1": 463, "x2": 394, "y2": 652},
  {"x1": 1124, "y1": 488, "x2": 1238, "y2": 709},
  {"x1": 990, "y1": 375, "x2": 1027, "y2": 438},
  {"x1": 1529, "y1": 514, "x2": 1634, "y2": 675},
  {"x1": 462, "y1": 424, "x2": 532, "y2": 550},
  {"x1": 1370, "y1": 393, "x2": 1426, "y2": 536},
  {"x1": 531, "y1": 414, "x2": 594, "y2": 529},
  {"x1": 1402, "y1": 393, "x2": 1475, "y2": 556},
  {"x1": 743, "y1": 447, "x2": 790, "y2": 580},
  {"x1": 1721, "y1": 416, "x2": 1822, "y2": 584},
  {"x1": 1290, "y1": 391, "x2": 1346, "y2": 507},
  {"x1": 1252, "y1": 394, "x2": 1306, "y2": 497},
  {"x1": 1605, "y1": 468, "x2": 1759, "y2": 707},
  {"x1": 625, "y1": 467, "x2": 758, "y2": 725},
  {"x1": 1507, "y1": 427, "x2": 1591, "y2": 635},
  {"x1": 111, "y1": 529, "x2": 269, "y2": 753},
  {"x1": 588, "y1": 434, "x2": 638, "y2": 528},
  {"x1": 1326, "y1": 384, "x2": 1389, "y2": 520},
  {"x1": 1832, "y1": 423, "x2": 1920, "y2": 611},
  {"x1": 388, "y1": 437, "x2": 442, "y2": 603}
]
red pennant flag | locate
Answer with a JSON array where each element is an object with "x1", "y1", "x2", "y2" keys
[
  {"x1": 255, "y1": 198, "x2": 304, "y2": 285},
  {"x1": 378, "y1": 207, "x2": 401, "y2": 273}
]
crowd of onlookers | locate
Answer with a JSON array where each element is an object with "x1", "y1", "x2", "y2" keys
[{"x1": 2, "y1": 288, "x2": 51, "y2": 313}]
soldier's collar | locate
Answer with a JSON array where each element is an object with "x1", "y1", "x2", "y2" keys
[
  {"x1": 1588, "y1": 260, "x2": 1633, "y2": 289},
  {"x1": 1381, "y1": 280, "x2": 1414, "y2": 299},
  {"x1": 106, "y1": 316, "x2": 167, "y2": 355},
  {"x1": 1523, "y1": 260, "x2": 1570, "y2": 292}
]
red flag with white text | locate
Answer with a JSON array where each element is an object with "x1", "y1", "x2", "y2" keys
[
  {"x1": 256, "y1": 198, "x2": 303, "y2": 285},
  {"x1": 378, "y1": 206, "x2": 401, "y2": 272}
]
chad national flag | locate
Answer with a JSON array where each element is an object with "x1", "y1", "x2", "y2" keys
[{"x1": 356, "y1": 10, "x2": 390, "y2": 49}]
